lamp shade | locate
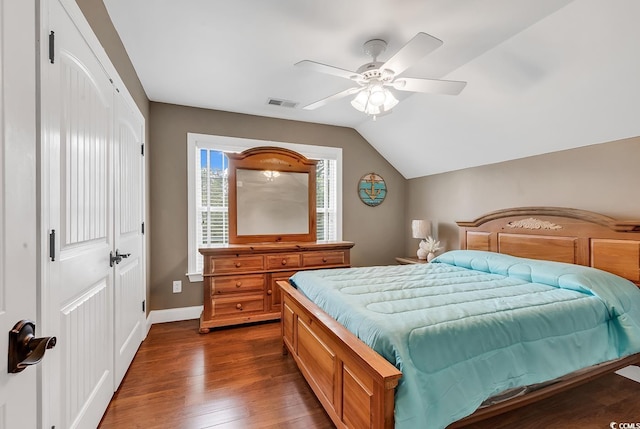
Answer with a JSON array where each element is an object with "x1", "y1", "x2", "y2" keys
[{"x1": 411, "y1": 219, "x2": 431, "y2": 239}]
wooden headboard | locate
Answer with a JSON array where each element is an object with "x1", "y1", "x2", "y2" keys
[{"x1": 457, "y1": 207, "x2": 640, "y2": 286}]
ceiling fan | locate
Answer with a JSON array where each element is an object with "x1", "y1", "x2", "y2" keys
[{"x1": 295, "y1": 32, "x2": 466, "y2": 119}]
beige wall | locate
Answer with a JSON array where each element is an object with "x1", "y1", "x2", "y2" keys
[
  {"x1": 149, "y1": 102, "x2": 406, "y2": 310},
  {"x1": 405, "y1": 136, "x2": 640, "y2": 257}
]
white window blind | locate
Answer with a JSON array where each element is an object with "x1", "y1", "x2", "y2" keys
[
  {"x1": 316, "y1": 159, "x2": 337, "y2": 241},
  {"x1": 195, "y1": 149, "x2": 229, "y2": 273},
  {"x1": 187, "y1": 134, "x2": 342, "y2": 282}
]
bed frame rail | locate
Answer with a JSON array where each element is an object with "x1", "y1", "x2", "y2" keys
[{"x1": 279, "y1": 281, "x2": 402, "y2": 429}]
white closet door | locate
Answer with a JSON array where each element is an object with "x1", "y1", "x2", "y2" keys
[
  {"x1": 0, "y1": 1, "x2": 38, "y2": 428},
  {"x1": 43, "y1": 1, "x2": 115, "y2": 427},
  {"x1": 113, "y1": 90, "x2": 145, "y2": 388}
]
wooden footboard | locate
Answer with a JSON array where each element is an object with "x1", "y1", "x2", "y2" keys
[{"x1": 279, "y1": 280, "x2": 402, "y2": 429}]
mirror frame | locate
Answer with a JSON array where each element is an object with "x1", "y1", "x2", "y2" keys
[{"x1": 228, "y1": 146, "x2": 317, "y2": 244}]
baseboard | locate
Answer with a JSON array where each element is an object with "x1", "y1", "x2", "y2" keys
[{"x1": 148, "y1": 305, "x2": 203, "y2": 326}]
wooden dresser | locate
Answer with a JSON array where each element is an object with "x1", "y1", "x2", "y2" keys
[{"x1": 199, "y1": 241, "x2": 354, "y2": 333}]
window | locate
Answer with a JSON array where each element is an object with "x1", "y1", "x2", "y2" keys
[
  {"x1": 196, "y1": 149, "x2": 229, "y2": 249},
  {"x1": 187, "y1": 134, "x2": 342, "y2": 281},
  {"x1": 315, "y1": 159, "x2": 338, "y2": 241}
]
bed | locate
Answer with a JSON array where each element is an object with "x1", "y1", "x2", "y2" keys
[{"x1": 277, "y1": 207, "x2": 640, "y2": 429}]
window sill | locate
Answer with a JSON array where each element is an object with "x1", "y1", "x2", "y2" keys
[{"x1": 186, "y1": 272, "x2": 203, "y2": 283}]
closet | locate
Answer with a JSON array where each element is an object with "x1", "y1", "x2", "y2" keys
[{"x1": 41, "y1": 0, "x2": 146, "y2": 427}]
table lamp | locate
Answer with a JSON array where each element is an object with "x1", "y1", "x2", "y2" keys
[{"x1": 411, "y1": 219, "x2": 431, "y2": 260}]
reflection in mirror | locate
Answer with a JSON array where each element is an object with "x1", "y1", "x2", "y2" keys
[{"x1": 236, "y1": 169, "x2": 309, "y2": 236}]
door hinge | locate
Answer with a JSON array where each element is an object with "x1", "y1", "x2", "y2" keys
[
  {"x1": 48, "y1": 31, "x2": 55, "y2": 64},
  {"x1": 49, "y1": 229, "x2": 56, "y2": 261},
  {"x1": 141, "y1": 144, "x2": 144, "y2": 156},
  {"x1": 141, "y1": 221, "x2": 145, "y2": 235},
  {"x1": 142, "y1": 300, "x2": 146, "y2": 312}
]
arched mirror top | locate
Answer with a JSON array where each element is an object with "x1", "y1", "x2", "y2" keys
[
  {"x1": 228, "y1": 146, "x2": 317, "y2": 244},
  {"x1": 227, "y1": 146, "x2": 317, "y2": 170}
]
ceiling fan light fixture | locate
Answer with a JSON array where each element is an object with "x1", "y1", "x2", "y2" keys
[
  {"x1": 368, "y1": 84, "x2": 387, "y2": 107},
  {"x1": 262, "y1": 170, "x2": 280, "y2": 181},
  {"x1": 351, "y1": 86, "x2": 398, "y2": 118},
  {"x1": 383, "y1": 90, "x2": 399, "y2": 110},
  {"x1": 350, "y1": 90, "x2": 370, "y2": 111}
]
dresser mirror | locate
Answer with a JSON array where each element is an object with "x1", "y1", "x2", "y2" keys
[{"x1": 228, "y1": 147, "x2": 317, "y2": 243}]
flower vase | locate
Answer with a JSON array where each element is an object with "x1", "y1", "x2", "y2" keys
[
  {"x1": 417, "y1": 247, "x2": 428, "y2": 260},
  {"x1": 427, "y1": 252, "x2": 435, "y2": 262}
]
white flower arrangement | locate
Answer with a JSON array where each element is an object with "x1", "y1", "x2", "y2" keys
[{"x1": 420, "y1": 236, "x2": 441, "y2": 253}]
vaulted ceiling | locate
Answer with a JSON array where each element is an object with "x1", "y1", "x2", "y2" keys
[{"x1": 104, "y1": 0, "x2": 640, "y2": 178}]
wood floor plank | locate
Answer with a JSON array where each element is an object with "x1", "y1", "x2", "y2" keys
[
  {"x1": 99, "y1": 320, "x2": 334, "y2": 429},
  {"x1": 100, "y1": 320, "x2": 640, "y2": 429}
]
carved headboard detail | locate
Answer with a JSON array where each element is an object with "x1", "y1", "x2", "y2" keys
[{"x1": 457, "y1": 207, "x2": 640, "y2": 285}]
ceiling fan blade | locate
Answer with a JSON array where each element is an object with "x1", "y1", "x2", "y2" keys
[
  {"x1": 303, "y1": 87, "x2": 363, "y2": 110},
  {"x1": 380, "y1": 32, "x2": 443, "y2": 76},
  {"x1": 392, "y1": 77, "x2": 467, "y2": 95},
  {"x1": 295, "y1": 60, "x2": 362, "y2": 81}
]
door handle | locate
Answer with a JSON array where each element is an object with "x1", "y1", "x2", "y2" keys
[
  {"x1": 110, "y1": 250, "x2": 120, "y2": 267},
  {"x1": 8, "y1": 320, "x2": 56, "y2": 373},
  {"x1": 117, "y1": 249, "x2": 131, "y2": 259},
  {"x1": 110, "y1": 249, "x2": 131, "y2": 267}
]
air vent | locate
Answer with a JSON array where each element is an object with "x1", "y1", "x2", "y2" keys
[{"x1": 267, "y1": 98, "x2": 298, "y2": 109}]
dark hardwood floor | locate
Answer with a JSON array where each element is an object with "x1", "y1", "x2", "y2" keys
[
  {"x1": 99, "y1": 319, "x2": 640, "y2": 429},
  {"x1": 98, "y1": 320, "x2": 334, "y2": 429}
]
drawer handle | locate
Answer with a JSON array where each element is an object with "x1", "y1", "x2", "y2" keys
[
  {"x1": 322, "y1": 257, "x2": 328, "y2": 263},
  {"x1": 236, "y1": 281, "x2": 242, "y2": 288},
  {"x1": 236, "y1": 303, "x2": 243, "y2": 310},
  {"x1": 267, "y1": 289, "x2": 272, "y2": 295},
  {"x1": 281, "y1": 259, "x2": 287, "y2": 265},
  {"x1": 235, "y1": 262, "x2": 242, "y2": 268}
]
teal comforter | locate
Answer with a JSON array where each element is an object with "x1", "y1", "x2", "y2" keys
[{"x1": 290, "y1": 250, "x2": 640, "y2": 429}]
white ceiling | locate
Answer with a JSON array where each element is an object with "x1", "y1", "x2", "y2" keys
[{"x1": 104, "y1": 0, "x2": 640, "y2": 179}]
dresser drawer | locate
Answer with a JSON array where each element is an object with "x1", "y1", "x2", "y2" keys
[
  {"x1": 198, "y1": 242, "x2": 353, "y2": 332},
  {"x1": 266, "y1": 254, "x2": 301, "y2": 270},
  {"x1": 302, "y1": 251, "x2": 347, "y2": 267},
  {"x1": 212, "y1": 294, "x2": 264, "y2": 316},
  {"x1": 211, "y1": 274, "x2": 265, "y2": 296},
  {"x1": 208, "y1": 255, "x2": 264, "y2": 274}
]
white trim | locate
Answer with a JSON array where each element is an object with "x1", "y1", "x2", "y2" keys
[
  {"x1": 186, "y1": 134, "x2": 199, "y2": 281},
  {"x1": 148, "y1": 306, "x2": 204, "y2": 325},
  {"x1": 144, "y1": 314, "x2": 151, "y2": 337},
  {"x1": 186, "y1": 272, "x2": 203, "y2": 282},
  {"x1": 186, "y1": 133, "x2": 343, "y2": 281}
]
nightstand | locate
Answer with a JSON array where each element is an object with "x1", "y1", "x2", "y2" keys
[{"x1": 395, "y1": 256, "x2": 428, "y2": 265}]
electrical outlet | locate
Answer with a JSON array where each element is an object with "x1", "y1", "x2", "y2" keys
[{"x1": 172, "y1": 280, "x2": 182, "y2": 293}]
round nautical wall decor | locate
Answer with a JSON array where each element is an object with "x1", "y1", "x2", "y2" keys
[{"x1": 357, "y1": 173, "x2": 387, "y2": 207}]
